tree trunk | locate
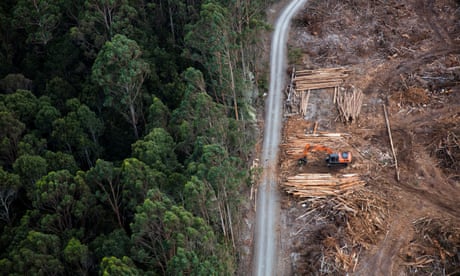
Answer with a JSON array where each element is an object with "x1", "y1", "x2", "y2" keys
[
  {"x1": 226, "y1": 47, "x2": 239, "y2": 120},
  {"x1": 129, "y1": 103, "x2": 139, "y2": 139}
]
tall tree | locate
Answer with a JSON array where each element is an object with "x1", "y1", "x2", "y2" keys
[
  {"x1": 51, "y1": 99, "x2": 103, "y2": 168},
  {"x1": 0, "y1": 111, "x2": 25, "y2": 167},
  {"x1": 92, "y1": 34, "x2": 150, "y2": 139},
  {"x1": 86, "y1": 158, "x2": 165, "y2": 229},
  {"x1": 63, "y1": 237, "x2": 91, "y2": 274},
  {"x1": 13, "y1": 154, "x2": 47, "y2": 197},
  {"x1": 70, "y1": 0, "x2": 137, "y2": 58},
  {"x1": 146, "y1": 96, "x2": 170, "y2": 131},
  {"x1": 2, "y1": 89, "x2": 39, "y2": 128},
  {"x1": 34, "y1": 97, "x2": 61, "y2": 136},
  {"x1": 0, "y1": 168, "x2": 20, "y2": 225},
  {"x1": 131, "y1": 189, "x2": 229, "y2": 275},
  {"x1": 184, "y1": 2, "x2": 240, "y2": 119},
  {"x1": 170, "y1": 68, "x2": 231, "y2": 160},
  {"x1": 119, "y1": 157, "x2": 165, "y2": 216},
  {"x1": 188, "y1": 143, "x2": 245, "y2": 248},
  {"x1": 12, "y1": 0, "x2": 63, "y2": 46},
  {"x1": 9, "y1": 230, "x2": 64, "y2": 275},
  {"x1": 85, "y1": 159, "x2": 124, "y2": 228},
  {"x1": 131, "y1": 128, "x2": 179, "y2": 174},
  {"x1": 100, "y1": 256, "x2": 140, "y2": 275},
  {"x1": 32, "y1": 170, "x2": 93, "y2": 236}
]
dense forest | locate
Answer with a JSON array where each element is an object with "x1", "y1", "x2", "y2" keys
[{"x1": 0, "y1": 0, "x2": 272, "y2": 274}]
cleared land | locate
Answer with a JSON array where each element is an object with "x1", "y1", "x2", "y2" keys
[{"x1": 278, "y1": 0, "x2": 460, "y2": 274}]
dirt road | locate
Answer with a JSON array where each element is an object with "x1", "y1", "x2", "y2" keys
[{"x1": 252, "y1": 1, "x2": 308, "y2": 275}]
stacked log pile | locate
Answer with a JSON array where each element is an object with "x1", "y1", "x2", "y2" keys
[
  {"x1": 285, "y1": 67, "x2": 351, "y2": 115},
  {"x1": 294, "y1": 67, "x2": 350, "y2": 91},
  {"x1": 280, "y1": 116, "x2": 364, "y2": 198},
  {"x1": 283, "y1": 173, "x2": 365, "y2": 197},
  {"x1": 336, "y1": 85, "x2": 363, "y2": 123}
]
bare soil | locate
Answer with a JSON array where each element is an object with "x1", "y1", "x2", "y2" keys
[{"x1": 278, "y1": 0, "x2": 460, "y2": 275}]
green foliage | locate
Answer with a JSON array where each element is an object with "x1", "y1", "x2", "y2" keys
[
  {"x1": 45, "y1": 77, "x2": 76, "y2": 112},
  {"x1": 18, "y1": 133, "x2": 47, "y2": 156},
  {"x1": 100, "y1": 256, "x2": 140, "y2": 276},
  {"x1": 85, "y1": 159, "x2": 125, "y2": 228},
  {"x1": 0, "y1": 0, "x2": 268, "y2": 273},
  {"x1": 10, "y1": 230, "x2": 64, "y2": 275},
  {"x1": 184, "y1": 2, "x2": 243, "y2": 115},
  {"x1": 119, "y1": 157, "x2": 165, "y2": 212},
  {"x1": 288, "y1": 46, "x2": 304, "y2": 65},
  {"x1": 63, "y1": 237, "x2": 91, "y2": 274},
  {"x1": 35, "y1": 97, "x2": 61, "y2": 135},
  {"x1": 13, "y1": 154, "x2": 48, "y2": 194},
  {"x1": 147, "y1": 96, "x2": 170, "y2": 131},
  {"x1": 132, "y1": 128, "x2": 179, "y2": 174},
  {"x1": 0, "y1": 168, "x2": 20, "y2": 224},
  {"x1": 171, "y1": 68, "x2": 229, "y2": 156},
  {"x1": 0, "y1": 74, "x2": 33, "y2": 93},
  {"x1": 92, "y1": 34, "x2": 150, "y2": 138},
  {"x1": 187, "y1": 143, "x2": 246, "y2": 242},
  {"x1": 90, "y1": 229, "x2": 132, "y2": 261},
  {"x1": 33, "y1": 170, "x2": 93, "y2": 236},
  {"x1": 12, "y1": 0, "x2": 63, "y2": 45},
  {"x1": 44, "y1": 151, "x2": 79, "y2": 174},
  {"x1": 71, "y1": 0, "x2": 138, "y2": 58},
  {"x1": 131, "y1": 189, "x2": 230, "y2": 275},
  {"x1": 0, "y1": 111, "x2": 25, "y2": 166},
  {"x1": 51, "y1": 99, "x2": 103, "y2": 168}
]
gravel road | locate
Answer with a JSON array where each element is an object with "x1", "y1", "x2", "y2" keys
[{"x1": 252, "y1": 1, "x2": 308, "y2": 275}]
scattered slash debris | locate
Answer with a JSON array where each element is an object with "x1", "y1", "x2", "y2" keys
[
  {"x1": 291, "y1": 188, "x2": 389, "y2": 274},
  {"x1": 401, "y1": 217, "x2": 460, "y2": 274}
]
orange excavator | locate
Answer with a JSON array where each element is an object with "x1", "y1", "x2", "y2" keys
[{"x1": 298, "y1": 143, "x2": 352, "y2": 167}]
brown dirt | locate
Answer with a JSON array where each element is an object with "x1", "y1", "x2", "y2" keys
[{"x1": 279, "y1": 0, "x2": 460, "y2": 275}]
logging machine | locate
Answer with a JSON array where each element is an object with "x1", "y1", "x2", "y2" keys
[{"x1": 298, "y1": 143, "x2": 352, "y2": 167}]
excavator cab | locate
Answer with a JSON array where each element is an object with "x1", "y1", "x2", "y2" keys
[{"x1": 326, "y1": 152, "x2": 352, "y2": 167}]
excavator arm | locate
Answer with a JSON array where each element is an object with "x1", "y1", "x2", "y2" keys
[{"x1": 297, "y1": 143, "x2": 311, "y2": 165}]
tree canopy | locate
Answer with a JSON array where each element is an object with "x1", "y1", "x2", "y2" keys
[{"x1": 0, "y1": 0, "x2": 270, "y2": 274}]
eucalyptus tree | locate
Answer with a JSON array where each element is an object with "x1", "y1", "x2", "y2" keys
[
  {"x1": 170, "y1": 68, "x2": 229, "y2": 156},
  {"x1": 8, "y1": 231, "x2": 64, "y2": 275},
  {"x1": 187, "y1": 143, "x2": 246, "y2": 248},
  {"x1": 70, "y1": 0, "x2": 138, "y2": 58},
  {"x1": 92, "y1": 34, "x2": 149, "y2": 139},
  {"x1": 2, "y1": 89, "x2": 39, "y2": 127},
  {"x1": 0, "y1": 168, "x2": 20, "y2": 225},
  {"x1": 0, "y1": 111, "x2": 25, "y2": 167},
  {"x1": 100, "y1": 256, "x2": 140, "y2": 275},
  {"x1": 32, "y1": 169, "x2": 93, "y2": 237},
  {"x1": 131, "y1": 189, "x2": 229, "y2": 275},
  {"x1": 12, "y1": 0, "x2": 63, "y2": 46},
  {"x1": 51, "y1": 99, "x2": 103, "y2": 168},
  {"x1": 184, "y1": 2, "x2": 240, "y2": 119}
]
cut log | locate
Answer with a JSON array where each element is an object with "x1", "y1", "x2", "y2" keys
[{"x1": 383, "y1": 104, "x2": 400, "y2": 181}]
